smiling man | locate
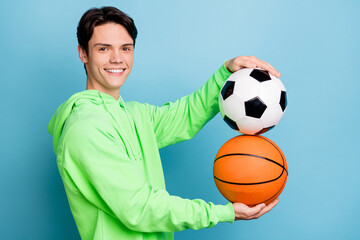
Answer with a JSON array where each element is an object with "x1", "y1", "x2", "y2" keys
[
  {"x1": 78, "y1": 22, "x2": 134, "y2": 98},
  {"x1": 48, "y1": 6, "x2": 280, "y2": 240}
]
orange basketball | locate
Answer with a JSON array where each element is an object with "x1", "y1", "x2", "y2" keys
[{"x1": 213, "y1": 135, "x2": 288, "y2": 206}]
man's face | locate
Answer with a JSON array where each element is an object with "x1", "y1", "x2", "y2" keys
[{"x1": 79, "y1": 22, "x2": 134, "y2": 98}]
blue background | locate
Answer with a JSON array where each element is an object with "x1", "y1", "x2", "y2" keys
[{"x1": 1, "y1": 0, "x2": 359, "y2": 239}]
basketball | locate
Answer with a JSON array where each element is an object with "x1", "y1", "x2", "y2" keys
[{"x1": 213, "y1": 135, "x2": 288, "y2": 206}]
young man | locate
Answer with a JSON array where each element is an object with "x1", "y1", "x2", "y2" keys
[{"x1": 48, "y1": 6, "x2": 281, "y2": 240}]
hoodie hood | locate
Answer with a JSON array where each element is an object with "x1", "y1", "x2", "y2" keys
[{"x1": 48, "y1": 90, "x2": 122, "y2": 153}]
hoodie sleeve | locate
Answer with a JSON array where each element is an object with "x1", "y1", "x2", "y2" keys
[
  {"x1": 61, "y1": 122, "x2": 235, "y2": 233},
  {"x1": 146, "y1": 64, "x2": 232, "y2": 149}
]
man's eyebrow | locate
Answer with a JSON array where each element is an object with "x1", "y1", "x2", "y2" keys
[
  {"x1": 93, "y1": 43, "x2": 111, "y2": 47},
  {"x1": 93, "y1": 43, "x2": 134, "y2": 47}
]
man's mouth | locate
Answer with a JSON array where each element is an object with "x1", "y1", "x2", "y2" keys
[{"x1": 104, "y1": 68, "x2": 125, "y2": 73}]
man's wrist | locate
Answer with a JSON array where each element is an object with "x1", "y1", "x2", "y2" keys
[
  {"x1": 224, "y1": 60, "x2": 234, "y2": 73},
  {"x1": 225, "y1": 60, "x2": 231, "y2": 73}
]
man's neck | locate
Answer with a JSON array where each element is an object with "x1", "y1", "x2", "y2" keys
[{"x1": 86, "y1": 82, "x2": 120, "y2": 100}]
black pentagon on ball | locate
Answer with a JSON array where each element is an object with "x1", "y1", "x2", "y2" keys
[
  {"x1": 256, "y1": 125, "x2": 275, "y2": 135},
  {"x1": 250, "y1": 69, "x2": 271, "y2": 82},
  {"x1": 223, "y1": 115, "x2": 239, "y2": 131},
  {"x1": 280, "y1": 91, "x2": 287, "y2": 111},
  {"x1": 221, "y1": 81, "x2": 235, "y2": 100},
  {"x1": 245, "y1": 97, "x2": 267, "y2": 118}
]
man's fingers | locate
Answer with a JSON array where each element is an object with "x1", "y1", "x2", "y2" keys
[
  {"x1": 254, "y1": 60, "x2": 281, "y2": 78},
  {"x1": 253, "y1": 198, "x2": 280, "y2": 219},
  {"x1": 263, "y1": 62, "x2": 280, "y2": 78},
  {"x1": 233, "y1": 198, "x2": 279, "y2": 220},
  {"x1": 228, "y1": 55, "x2": 282, "y2": 78},
  {"x1": 246, "y1": 203, "x2": 266, "y2": 218},
  {"x1": 244, "y1": 56, "x2": 281, "y2": 78}
]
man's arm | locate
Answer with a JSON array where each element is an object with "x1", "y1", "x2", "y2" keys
[
  {"x1": 61, "y1": 122, "x2": 235, "y2": 233},
  {"x1": 147, "y1": 56, "x2": 281, "y2": 149},
  {"x1": 147, "y1": 63, "x2": 232, "y2": 149}
]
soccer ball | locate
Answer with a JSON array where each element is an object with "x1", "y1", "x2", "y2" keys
[{"x1": 219, "y1": 68, "x2": 287, "y2": 135}]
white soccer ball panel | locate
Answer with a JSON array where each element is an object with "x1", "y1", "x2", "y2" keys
[
  {"x1": 258, "y1": 80, "x2": 281, "y2": 106},
  {"x1": 261, "y1": 104, "x2": 284, "y2": 127},
  {"x1": 236, "y1": 116, "x2": 264, "y2": 135},
  {"x1": 233, "y1": 76, "x2": 261, "y2": 101},
  {"x1": 222, "y1": 94, "x2": 245, "y2": 121},
  {"x1": 271, "y1": 77, "x2": 286, "y2": 91}
]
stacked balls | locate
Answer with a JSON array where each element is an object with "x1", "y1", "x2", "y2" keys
[{"x1": 214, "y1": 68, "x2": 288, "y2": 206}]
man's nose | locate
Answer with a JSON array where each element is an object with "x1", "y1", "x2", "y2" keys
[{"x1": 110, "y1": 50, "x2": 123, "y2": 63}]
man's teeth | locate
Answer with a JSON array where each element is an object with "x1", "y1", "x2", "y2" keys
[{"x1": 105, "y1": 69, "x2": 124, "y2": 73}]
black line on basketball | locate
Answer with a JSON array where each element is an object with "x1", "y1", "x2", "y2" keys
[
  {"x1": 214, "y1": 153, "x2": 288, "y2": 175},
  {"x1": 259, "y1": 136, "x2": 288, "y2": 175},
  {"x1": 213, "y1": 169, "x2": 285, "y2": 185},
  {"x1": 251, "y1": 173, "x2": 288, "y2": 206}
]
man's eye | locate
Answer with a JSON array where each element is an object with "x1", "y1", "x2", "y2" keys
[
  {"x1": 123, "y1": 47, "x2": 132, "y2": 51},
  {"x1": 99, "y1": 47, "x2": 108, "y2": 51}
]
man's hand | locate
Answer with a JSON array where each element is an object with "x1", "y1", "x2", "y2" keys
[
  {"x1": 232, "y1": 197, "x2": 279, "y2": 220},
  {"x1": 225, "y1": 56, "x2": 281, "y2": 78}
]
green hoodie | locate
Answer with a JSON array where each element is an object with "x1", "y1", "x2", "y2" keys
[{"x1": 48, "y1": 64, "x2": 235, "y2": 240}]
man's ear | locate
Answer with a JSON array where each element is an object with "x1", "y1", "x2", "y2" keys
[{"x1": 78, "y1": 45, "x2": 88, "y2": 63}]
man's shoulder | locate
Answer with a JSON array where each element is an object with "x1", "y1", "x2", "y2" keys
[
  {"x1": 62, "y1": 106, "x2": 112, "y2": 140},
  {"x1": 68, "y1": 102, "x2": 106, "y2": 123}
]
